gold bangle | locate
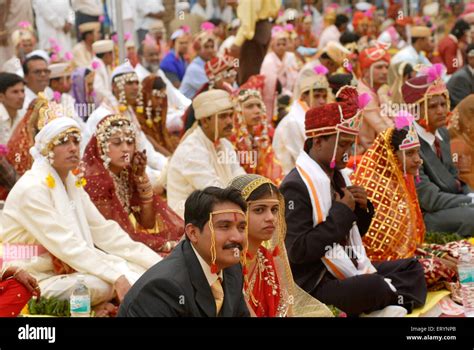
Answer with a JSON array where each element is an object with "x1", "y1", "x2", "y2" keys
[{"x1": 140, "y1": 197, "x2": 153, "y2": 204}]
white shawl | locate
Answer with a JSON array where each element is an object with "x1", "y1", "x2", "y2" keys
[{"x1": 295, "y1": 151, "x2": 376, "y2": 279}]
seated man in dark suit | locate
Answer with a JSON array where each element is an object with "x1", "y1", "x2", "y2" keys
[
  {"x1": 447, "y1": 44, "x2": 474, "y2": 108},
  {"x1": 402, "y1": 65, "x2": 474, "y2": 236},
  {"x1": 280, "y1": 87, "x2": 427, "y2": 317},
  {"x1": 118, "y1": 186, "x2": 250, "y2": 317}
]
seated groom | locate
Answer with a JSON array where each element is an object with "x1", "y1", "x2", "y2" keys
[
  {"x1": 280, "y1": 86, "x2": 427, "y2": 317},
  {"x1": 118, "y1": 186, "x2": 250, "y2": 317},
  {"x1": 402, "y1": 65, "x2": 474, "y2": 236}
]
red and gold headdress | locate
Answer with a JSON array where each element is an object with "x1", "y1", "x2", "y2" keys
[
  {"x1": 359, "y1": 44, "x2": 390, "y2": 88},
  {"x1": 234, "y1": 75, "x2": 268, "y2": 150},
  {"x1": 305, "y1": 86, "x2": 371, "y2": 168},
  {"x1": 401, "y1": 64, "x2": 449, "y2": 130},
  {"x1": 394, "y1": 111, "x2": 421, "y2": 180},
  {"x1": 205, "y1": 55, "x2": 237, "y2": 88}
]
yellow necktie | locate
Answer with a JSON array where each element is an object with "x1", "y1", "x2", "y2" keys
[{"x1": 210, "y1": 278, "x2": 224, "y2": 316}]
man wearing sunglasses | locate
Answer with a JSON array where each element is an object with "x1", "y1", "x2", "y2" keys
[{"x1": 19, "y1": 54, "x2": 53, "y2": 118}]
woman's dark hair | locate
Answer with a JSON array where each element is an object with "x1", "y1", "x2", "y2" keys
[
  {"x1": 390, "y1": 128, "x2": 409, "y2": 151},
  {"x1": 247, "y1": 182, "x2": 279, "y2": 202},
  {"x1": 153, "y1": 76, "x2": 166, "y2": 90},
  {"x1": 340, "y1": 31, "x2": 359, "y2": 46},
  {"x1": 402, "y1": 63, "x2": 413, "y2": 79},
  {"x1": 81, "y1": 30, "x2": 94, "y2": 42},
  {"x1": 328, "y1": 73, "x2": 354, "y2": 95},
  {"x1": 0, "y1": 72, "x2": 24, "y2": 94},
  {"x1": 451, "y1": 19, "x2": 471, "y2": 39},
  {"x1": 335, "y1": 14, "x2": 349, "y2": 29},
  {"x1": 184, "y1": 186, "x2": 247, "y2": 232}
]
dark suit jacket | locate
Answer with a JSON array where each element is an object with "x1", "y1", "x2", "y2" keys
[
  {"x1": 118, "y1": 240, "x2": 250, "y2": 317},
  {"x1": 447, "y1": 65, "x2": 474, "y2": 108},
  {"x1": 280, "y1": 168, "x2": 374, "y2": 296},
  {"x1": 416, "y1": 127, "x2": 472, "y2": 213}
]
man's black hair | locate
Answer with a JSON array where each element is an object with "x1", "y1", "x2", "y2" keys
[
  {"x1": 22, "y1": 55, "x2": 47, "y2": 76},
  {"x1": 0, "y1": 72, "x2": 24, "y2": 94},
  {"x1": 451, "y1": 19, "x2": 471, "y2": 39},
  {"x1": 335, "y1": 14, "x2": 349, "y2": 29},
  {"x1": 184, "y1": 186, "x2": 247, "y2": 234}
]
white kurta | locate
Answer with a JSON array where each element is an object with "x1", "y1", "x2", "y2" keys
[
  {"x1": 1, "y1": 56, "x2": 24, "y2": 77},
  {"x1": 190, "y1": 1, "x2": 214, "y2": 20},
  {"x1": 166, "y1": 127, "x2": 246, "y2": 218},
  {"x1": 273, "y1": 100, "x2": 307, "y2": 175},
  {"x1": 72, "y1": 41, "x2": 94, "y2": 69},
  {"x1": 135, "y1": 0, "x2": 164, "y2": 31},
  {"x1": 391, "y1": 45, "x2": 432, "y2": 68},
  {"x1": 318, "y1": 25, "x2": 341, "y2": 51},
  {"x1": 33, "y1": 0, "x2": 73, "y2": 55},
  {"x1": 19, "y1": 86, "x2": 54, "y2": 120},
  {"x1": 0, "y1": 161, "x2": 161, "y2": 303},
  {"x1": 92, "y1": 57, "x2": 113, "y2": 104},
  {"x1": 0, "y1": 103, "x2": 21, "y2": 145}
]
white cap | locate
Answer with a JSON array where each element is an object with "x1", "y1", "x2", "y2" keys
[
  {"x1": 78, "y1": 22, "x2": 100, "y2": 34},
  {"x1": 92, "y1": 39, "x2": 114, "y2": 54},
  {"x1": 171, "y1": 29, "x2": 186, "y2": 41},
  {"x1": 193, "y1": 89, "x2": 234, "y2": 119},
  {"x1": 355, "y1": 2, "x2": 372, "y2": 11},
  {"x1": 26, "y1": 49, "x2": 50, "y2": 62},
  {"x1": 176, "y1": 1, "x2": 190, "y2": 13},
  {"x1": 49, "y1": 63, "x2": 72, "y2": 79},
  {"x1": 111, "y1": 62, "x2": 136, "y2": 82}
]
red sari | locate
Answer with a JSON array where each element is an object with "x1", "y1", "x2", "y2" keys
[
  {"x1": 6, "y1": 101, "x2": 39, "y2": 176},
  {"x1": 245, "y1": 246, "x2": 283, "y2": 317},
  {"x1": 82, "y1": 134, "x2": 184, "y2": 255},
  {"x1": 232, "y1": 75, "x2": 284, "y2": 185}
]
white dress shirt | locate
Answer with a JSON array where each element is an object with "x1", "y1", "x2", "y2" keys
[{"x1": 191, "y1": 243, "x2": 223, "y2": 286}]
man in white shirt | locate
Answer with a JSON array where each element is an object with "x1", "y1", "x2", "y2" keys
[
  {"x1": 135, "y1": 40, "x2": 190, "y2": 133},
  {"x1": 0, "y1": 73, "x2": 25, "y2": 145},
  {"x1": 318, "y1": 14, "x2": 349, "y2": 51},
  {"x1": 391, "y1": 26, "x2": 433, "y2": 68},
  {"x1": 135, "y1": 0, "x2": 165, "y2": 46},
  {"x1": 273, "y1": 73, "x2": 329, "y2": 175},
  {"x1": 33, "y1": 0, "x2": 73, "y2": 55},
  {"x1": 191, "y1": 0, "x2": 214, "y2": 20},
  {"x1": 91, "y1": 39, "x2": 114, "y2": 104},
  {"x1": 213, "y1": 0, "x2": 235, "y2": 24},
  {"x1": 71, "y1": 0, "x2": 103, "y2": 41},
  {"x1": 72, "y1": 22, "x2": 101, "y2": 68},
  {"x1": 48, "y1": 62, "x2": 86, "y2": 131},
  {"x1": 167, "y1": 89, "x2": 245, "y2": 217},
  {"x1": 19, "y1": 55, "x2": 54, "y2": 119}
]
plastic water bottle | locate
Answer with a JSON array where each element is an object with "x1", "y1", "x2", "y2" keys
[
  {"x1": 458, "y1": 247, "x2": 474, "y2": 317},
  {"x1": 70, "y1": 274, "x2": 91, "y2": 317}
]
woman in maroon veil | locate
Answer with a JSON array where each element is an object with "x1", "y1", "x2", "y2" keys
[{"x1": 82, "y1": 113, "x2": 184, "y2": 256}]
